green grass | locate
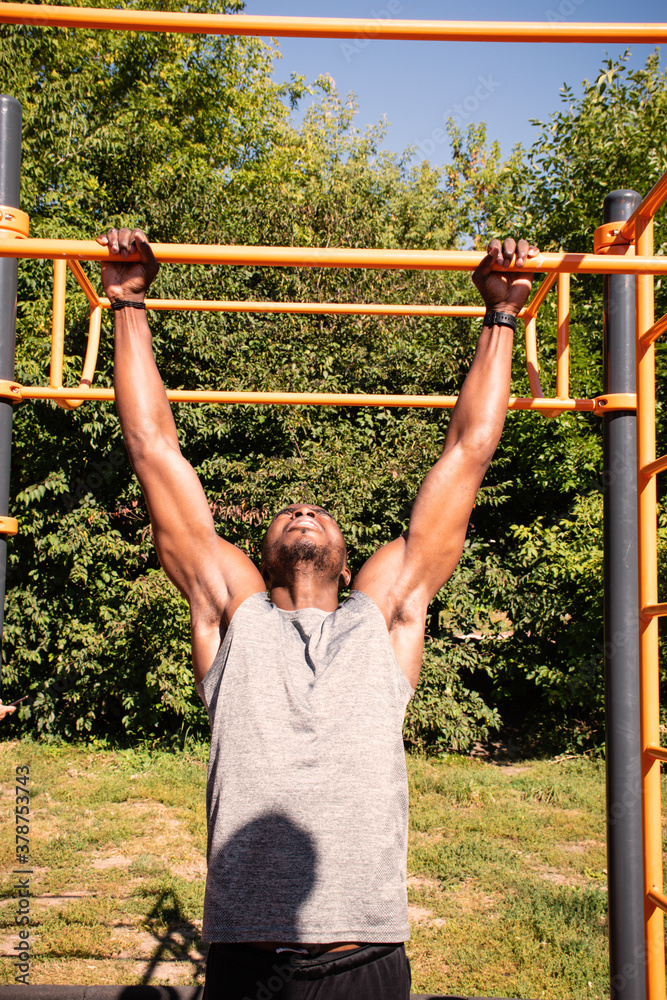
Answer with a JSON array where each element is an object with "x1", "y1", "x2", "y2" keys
[
  {"x1": 0, "y1": 741, "x2": 620, "y2": 996},
  {"x1": 406, "y1": 756, "x2": 610, "y2": 998}
]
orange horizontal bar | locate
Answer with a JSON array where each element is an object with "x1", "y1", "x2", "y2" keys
[
  {"x1": 641, "y1": 603, "x2": 667, "y2": 619},
  {"x1": 642, "y1": 454, "x2": 667, "y2": 479},
  {"x1": 648, "y1": 887, "x2": 667, "y2": 914},
  {"x1": 132, "y1": 299, "x2": 490, "y2": 317},
  {"x1": 21, "y1": 385, "x2": 595, "y2": 410},
  {"x1": 1, "y1": 5, "x2": 665, "y2": 42},
  {"x1": 645, "y1": 744, "x2": 667, "y2": 763},
  {"x1": 639, "y1": 311, "x2": 667, "y2": 348},
  {"x1": 6, "y1": 240, "x2": 667, "y2": 275},
  {"x1": 620, "y1": 170, "x2": 667, "y2": 240}
]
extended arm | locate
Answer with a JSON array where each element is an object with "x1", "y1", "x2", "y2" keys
[
  {"x1": 354, "y1": 237, "x2": 539, "y2": 686},
  {"x1": 98, "y1": 228, "x2": 263, "y2": 681}
]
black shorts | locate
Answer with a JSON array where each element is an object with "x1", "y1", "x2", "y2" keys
[{"x1": 203, "y1": 942, "x2": 411, "y2": 1000}]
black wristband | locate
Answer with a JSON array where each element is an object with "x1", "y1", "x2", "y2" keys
[
  {"x1": 483, "y1": 310, "x2": 517, "y2": 332},
  {"x1": 110, "y1": 300, "x2": 147, "y2": 311}
]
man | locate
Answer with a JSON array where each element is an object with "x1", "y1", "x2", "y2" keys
[{"x1": 97, "y1": 227, "x2": 539, "y2": 999}]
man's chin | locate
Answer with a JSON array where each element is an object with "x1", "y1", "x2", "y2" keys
[
  {"x1": 264, "y1": 536, "x2": 343, "y2": 578},
  {"x1": 282, "y1": 536, "x2": 321, "y2": 563}
]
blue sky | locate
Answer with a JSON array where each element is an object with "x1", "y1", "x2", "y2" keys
[{"x1": 242, "y1": 0, "x2": 665, "y2": 165}]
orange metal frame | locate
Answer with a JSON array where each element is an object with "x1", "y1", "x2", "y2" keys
[
  {"x1": 631, "y1": 176, "x2": 667, "y2": 1000},
  {"x1": 2, "y1": 6, "x2": 667, "y2": 997},
  {"x1": 0, "y1": 3, "x2": 666, "y2": 43},
  {"x1": 0, "y1": 237, "x2": 649, "y2": 415},
  {"x1": 2, "y1": 239, "x2": 667, "y2": 273},
  {"x1": 593, "y1": 167, "x2": 667, "y2": 1000}
]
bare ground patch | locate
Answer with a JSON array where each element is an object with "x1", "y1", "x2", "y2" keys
[
  {"x1": 558, "y1": 839, "x2": 605, "y2": 854},
  {"x1": 24, "y1": 957, "x2": 204, "y2": 986},
  {"x1": 442, "y1": 877, "x2": 499, "y2": 919},
  {"x1": 407, "y1": 874, "x2": 440, "y2": 892},
  {"x1": 171, "y1": 859, "x2": 207, "y2": 880},
  {"x1": 91, "y1": 854, "x2": 136, "y2": 870}
]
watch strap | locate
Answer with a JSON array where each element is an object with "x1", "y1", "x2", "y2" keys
[
  {"x1": 110, "y1": 300, "x2": 147, "y2": 311},
  {"x1": 483, "y1": 310, "x2": 517, "y2": 332}
]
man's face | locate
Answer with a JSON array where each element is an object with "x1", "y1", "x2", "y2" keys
[{"x1": 260, "y1": 504, "x2": 349, "y2": 587}]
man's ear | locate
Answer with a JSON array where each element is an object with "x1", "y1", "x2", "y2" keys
[{"x1": 339, "y1": 565, "x2": 352, "y2": 588}]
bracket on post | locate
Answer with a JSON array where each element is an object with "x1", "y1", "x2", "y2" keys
[
  {"x1": 0, "y1": 380, "x2": 23, "y2": 403},
  {"x1": 594, "y1": 221, "x2": 635, "y2": 256},
  {"x1": 0, "y1": 205, "x2": 29, "y2": 239},
  {"x1": 0, "y1": 515, "x2": 18, "y2": 536},
  {"x1": 594, "y1": 392, "x2": 637, "y2": 414}
]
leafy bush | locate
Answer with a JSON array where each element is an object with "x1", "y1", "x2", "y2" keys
[{"x1": 2, "y1": 16, "x2": 665, "y2": 751}]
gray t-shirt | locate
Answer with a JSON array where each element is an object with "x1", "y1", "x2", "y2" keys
[{"x1": 197, "y1": 589, "x2": 414, "y2": 943}]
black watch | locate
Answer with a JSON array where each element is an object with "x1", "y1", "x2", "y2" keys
[{"x1": 483, "y1": 310, "x2": 517, "y2": 332}]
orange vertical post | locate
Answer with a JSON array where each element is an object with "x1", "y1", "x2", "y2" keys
[
  {"x1": 556, "y1": 273, "x2": 570, "y2": 399},
  {"x1": 49, "y1": 258, "x2": 69, "y2": 409},
  {"x1": 636, "y1": 214, "x2": 665, "y2": 1000}
]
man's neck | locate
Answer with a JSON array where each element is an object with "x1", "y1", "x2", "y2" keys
[{"x1": 269, "y1": 574, "x2": 340, "y2": 612}]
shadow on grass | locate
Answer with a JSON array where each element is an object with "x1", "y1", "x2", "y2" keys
[{"x1": 139, "y1": 884, "x2": 207, "y2": 987}]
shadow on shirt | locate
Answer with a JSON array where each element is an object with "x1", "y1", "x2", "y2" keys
[{"x1": 208, "y1": 810, "x2": 318, "y2": 939}]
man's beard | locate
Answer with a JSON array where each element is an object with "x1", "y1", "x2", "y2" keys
[{"x1": 263, "y1": 534, "x2": 345, "y2": 581}]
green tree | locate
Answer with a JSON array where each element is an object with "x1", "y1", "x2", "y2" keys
[
  {"x1": 528, "y1": 50, "x2": 667, "y2": 255},
  {"x1": 1, "y1": 6, "x2": 497, "y2": 745},
  {"x1": 3, "y1": 16, "x2": 664, "y2": 753},
  {"x1": 427, "y1": 50, "x2": 667, "y2": 751},
  {"x1": 0, "y1": 0, "x2": 308, "y2": 737}
]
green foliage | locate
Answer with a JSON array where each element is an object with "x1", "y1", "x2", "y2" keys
[
  {"x1": 0, "y1": 20, "x2": 663, "y2": 752},
  {"x1": 403, "y1": 634, "x2": 500, "y2": 755},
  {"x1": 528, "y1": 50, "x2": 667, "y2": 255},
  {"x1": 504, "y1": 493, "x2": 604, "y2": 718},
  {"x1": 444, "y1": 120, "x2": 530, "y2": 248},
  {"x1": 1, "y1": 1, "x2": 306, "y2": 738},
  {"x1": 1, "y1": 6, "x2": 488, "y2": 743},
  {"x1": 414, "y1": 51, "x2": 667, "y2": 752},
  {"x1": 526, "y1": 51, "x2": 667, "y2": 428}
]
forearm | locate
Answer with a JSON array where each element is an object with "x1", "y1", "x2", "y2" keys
[
  {"x1": 113, "y1": 308, "x2": 180, "y2": 459},
  {"x1": 443, "y1": 321, "x2": 513, "y2": 463}
]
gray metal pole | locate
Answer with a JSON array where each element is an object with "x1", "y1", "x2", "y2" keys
[
  {"x1": 0, "y1": 95, "x2": 21, "y2": 657},
  {"x1": 603, "y1": 188, "x2": 645, "y2": 1000}
]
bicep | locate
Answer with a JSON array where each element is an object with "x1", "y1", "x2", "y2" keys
[
  {"x1": 403, "y1": 443, "x2": 487, "y2": 596},
  {"x1": 130, "y1": 441, "x2": 263, "y2": 609},
  {"x1": 355, "y1": 443, "x2": 488, "y2": 614}
]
